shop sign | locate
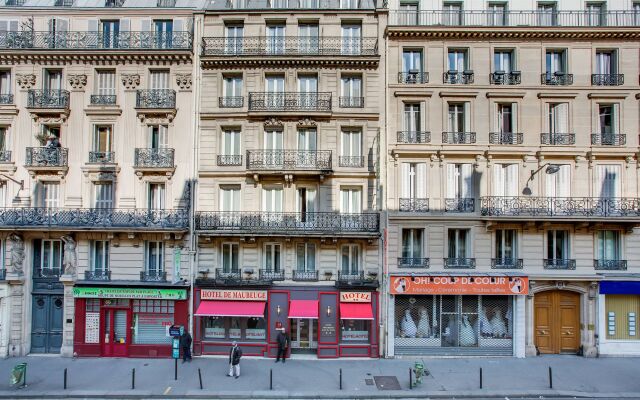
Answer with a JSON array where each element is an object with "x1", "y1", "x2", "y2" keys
[
  {"x1": 342, "y1": 330, "x2": 369, "y2": 341},
  {"x1": 321, "y1": 323, "x2": 336, "y2": 337},
  {"x1": 201, "y1": 289, "x2": 267, "y2": 301},
  {"x1": 340, "y1": 292, "x2": 372, "y2": 303},
  {"x1": 73, "y1": 287, "x2": 187, "y2": 300},
  {"x1": 389, "y1": 275, "x2": 529, "y2": 296},
  {"x1": 205, "y1": 327, "x2": 225, "y2": 339},
  {"x1": 246, "y1": 329, "x2": 266, "y2": 340}
]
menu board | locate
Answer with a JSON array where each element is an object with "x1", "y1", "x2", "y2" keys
[{"x1": 85, "y1": 312, "x2": 100, "y2": 344}]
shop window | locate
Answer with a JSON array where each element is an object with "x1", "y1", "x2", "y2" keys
[
  {"x1": 86, "y1": 299, "x2": 100, "y2": 312},
  {"x1": 341, "y1": 319, "x2": 370, "y2": 342},
  {"x1": 606, "y1": 295, "x2": 640, "y2": 340},
  {"x1": 132, "y1": 299, "x2": 175, "y2": 344},
  {"x1": 203, "y1": 316, "x2": 266, "y2": 341}
]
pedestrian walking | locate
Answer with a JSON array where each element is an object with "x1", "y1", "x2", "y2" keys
[
  {"x1": 227, "y1": 341, "x2": 242, "y2": 378},
  {"x1": 180, "y1": 329, "x2": 192, "y2": 363},
  {"x1": 276, "y1": 327, "x2": 289, "y2": 363}
]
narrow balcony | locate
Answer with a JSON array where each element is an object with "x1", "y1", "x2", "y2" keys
[
  {"x1": 216, "y1": 268, "x2": 241, "y2": 281},
  {"x1": 445, "y1": 198, "x2": 475, "y2": 213},
  {"x1": 541, "y1": 73, "x2": 573, "y2": 85},
  {"x1": 140, "y1": 270, "x2": 167, "y2": 282},
  {"x1": 490, "y1": 71, "x2": 521, "y2": 85},
  {"x1": 105, "y1": 0, "x2": 125, "y2": 6},
  {"x1": 491, "y1": 258, "x2": 524, "y2": 269},
  {"x1": 259, "y1": 269, "x2": 285, "y2": 281},
  {"x1": 399, "y1": 198, "x2": 429, "y2": 212},
  {"x1": 84, "y1": 270, "x2": 111, "y2": 281},
  {"x1": 592, "y1": 74, "x2": 624, "y2": 86},
  {"x1": 336, "y1": 271, "x2": 378, "y2": 288},
  {"x1": 0, "y1": 93, "x2": 13, "y2": 104},
  {"x1": 443, "y1": 70, "x2": 474, "y2": 84},
  {"x1": 219, "y1": 96, "x2": 244, "y2": 108},
  {"x1": 543, "y1": 259, "x2": 576, "y2": 270},
  {"x1": 134, "y1": 148, "x2": 175, "y2": 168},
  {"x1": 136, "y1": 89, "x2": 176, "y2": 109},
  {"x1": 594, "y1": 259, "x2": 628, "y2": 271},
  {"x1": 90, "y1": 95, "x2": 117, "y2": 106},
  {"x1": 489, "y1": 132, "x2": 523, "y2": 145},
  {"x1": 25, "y1": 147, "x2": 68, "y2": 168},
  {"x1": 443, "y1": 131, "x2": 476, "y2": 144},
  {"x1": 34, "y1": 268, "x2": 61, "y2": 279},
  {"x1": 339, "y1": 96, "x2": 364, "y2": 108},
  {"x1": 480, "y1": 196, "x2": 640, "y2": 218},
  {"x1": 88, "y1": 151, "x2": 115, "y2": 164},
  {"x1": 541, "y1": 132, "x2": 575, "y2": 145},
  {"x1": 247, "y1": 150, "x2": 332, "y2": 171},
  {"x1": 444, "y1": 258, "x2": 476, "y2": 269},
  {"x1": 216, "y1": 0, "x2": 378, "y2": 10},
  {"x1": 338, "y1": 156, "x2": 365, "y2": 168},
  {"x1": 397, "y1": 257, "x2": 430, "y2": 268},
  {"x1": 4, "y1": 0, "x2": 26, "y2": 5},
  {"x1": 397, "y1": 131, "x2": 430, "y2": 144},
  {"x1": 591, "y1": 133, "x2": 626, "y2": 146},
  {"x1": 292, "y1": 270, "x2": 319, "y2": 281},
  {"x1": 398, "y1": 71, "x2": 429, "y2": 84},
  {"x1": 217, "y1": 154, "x2": 243, "y2": 166},
  {"x1": 0, "y1": 150, "x2": 11, "y2": 163},
  {"x1": 27, "y1": 89, "x2": 69, "y2": 109},
  {"x1": 248, "y1": 92, "x2": 331, "y2": 113},
  {"x1": 201, "y1": 36, "x2": 378, "y2": 57},
  {"x1": 54, "y1": 0, "x2": 74, "y2": 6}
]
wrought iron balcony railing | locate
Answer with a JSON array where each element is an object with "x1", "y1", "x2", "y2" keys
[
  {"x1": 292, "y1": 270, "x2": 319, "y2": 281},
  {"x1": 0, "y1": 93, "x2": 13, "y2": 104},
  {"x1": 157, "y1": 0, "x2": 176, "y2": 6},
  {"x1": 398, "y1": 71, "x2": 428, "y2": 84},
  {"x1": 481, "y1": 196, "x2": 640, "y2": 218},
  {"x1": 339, "y1": 96, "x2": 364, "y2": 108},
  {"x1": 541, "y1": 73, "x2": 573, "y2": 85},
  {"x1": 4, "y1": 0, "x2": 26, "y2": 5},
  {"x1": 338, "y1": 156, "x2": 365, "y2": 168},
  {"x1": 445, "y1": 198, "x2": 475, "y2": 213},
  {"x1": 140, "y1": 270, "x2": 167, "y2": 282},
  {"x1": 397, "y1": 257, "x2": 430, "y2": 268},
  {"x1": 444, "y1": 258, "x2": 476, "y2": 269},
  {"x1": 397, "y1": 131, "x2": 430, "y2": 144},
  {"x1": 215, "y1": 268, "x2": 241, "y2": 280},
  {"x1": 337, "y1": 271, "x2": 366, "y2": 282},
  {"x1": 0, "y1": 207, "x2": 189, "y2": 229},
  {"x1": 592, "y1": 74, "x2": 624, "y2": 86},
  {"x1": 84, "y1": 270, "x2": 111, "y2": 281},
  {"x1": 0, "y1": 150, "x2": 11, "y2": 163},
  {"x1": 34, "y1": 268, "x2": 61, "y2": 278},
  {"x1": 105, "y1": 0, "x2": 125, "y2": 7},
  {"x1": 443, "y1": 131, "x2": 476, "y2": 144},
  {"x1": 247, "y1": 150, "x2": 332, "y2": 170},
  {"x1": 195, "y1": 211, "x2": 380, "y2": 234},
  {"x1": 399, "y1": 198, "x2": 429, "y2": 212},
  {"x1": 55, "y1": 0, "x2": 74, "y2": 6},
  {"x1": 219, "y1": 96, "x2": 244, "y2": 108},
  {"x1": 25, "y1": 147, "x2": 68, "y2": 167},
  {"x1": 27, "y1": 89, "x2": 69, "y2": 109},
  {"x1": 248, "y1": 92, "x2": 332, "y2": 112},
  {"x1": 136, "y1": 89, "x2": 176, "y2": 109},
  {"x1": 88, "y1": 151, "x2": 115, "y2": 164},
  {"x1": 594, "y1": 259, "x2": 627, "y2": 271},
  {"x1": 543, "y1": 259, "x2": 576, "y2": 270},
  {"x1": 591, "y1": 133, "x2": 626, "y2": 146},
  {"x1": 134, "y1": 148, "x2": 175, "y2": 168},
  {"x1": 202, "y1": 36, "x2": 378, "y2": 56},
  {"x1": 540, "y1": 132, "x2": 575, "y2": 145},
  {"x1": 90, "y1": 95, "x2": 116, "y2": 105},
  {"x1": 217, "y1": 154, "x2": 243, "y2": 166},
  {"x1": 490, "y1": 71, "x2": 521, "y2": 85},
  {"x1": 491, "y1": 258, "x2": 524, "y2": 269},
  {"x1": 0, "y1": 31, "x2": 193, "y2": 50},
  {"x1": 443, "y1": 70, "x2": 474, "y2": 84},
  {"x1": 217, "y1": 0, "x2": 378, "y2": 10},
  {"x1": 259, "y1": 269, "x2": 285, "y2": 281},
  {"x1": 489, "y1": 132, "x2": 523, "y2": 145}
]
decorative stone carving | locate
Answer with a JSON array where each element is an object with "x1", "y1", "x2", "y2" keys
[
  {"x1": 16, "y1": 74, "x2": 36, "y2": 90},
  {"x1": 121, "y1": 73, "x2": 141, "y2": 90},
  {"x1": 61, "y1": 235, "x2": 77, "y2": 276},
  {"x1": 297, "y1": 118, "x2": 317, "y2": 128},
  {"x1": 67, "y1": 74, "x2": 87, "y2": 90},
  {"x1": 8, "y1": 233, "x2": 25, "y2": 275},
  {"x1": 264, "y1": 117, "x2": 283, "y2": 128},
  {"x1": 175, "y1": 73, "x2": 192, "y2": 90}
]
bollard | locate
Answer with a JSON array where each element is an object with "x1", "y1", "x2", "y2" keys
[
  {"x1": 270, "y1": 369, "x2": 273, "y2": 390},
  {"x1": 549, "y1": 366, "x2": 553, "y2": 389},
  {"x1": 480, "y1": 367, "x2": 483, "y2": 389},
  {"x1": 409, "y1": 368, "x2": 413, "y2": 390},
  {"x1": 198, "y1": 368, "x2": 203, "y2": 390},
  {"x1": 131, "y1": 368, "x2": 135, "y2": 390},
  {"x1": 174, "y1": 358, "x2": 178, "y2": 381},
  {"x1": 63, "y1": 368, "x2": 67, "y2": 390},
  {"x1": 339, "y1": 368, "x2": 342, "y2": 390}
]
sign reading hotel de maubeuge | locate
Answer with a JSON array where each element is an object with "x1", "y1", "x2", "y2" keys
[
  {"x1": 73, "y1": 287, "x2": 187, "y2": 300},
  {"x1": 201, "y1": 289, "x2": 267, "y2": 301}
]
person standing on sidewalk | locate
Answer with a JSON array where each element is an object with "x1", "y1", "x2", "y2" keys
[
  {"x1": 276, "y1": 328, "x2": 289, "y2": 363},
  {"x1": 180, "y1": 330, "x2": 192, "y2": 363},
  {"x1": 228, "y1": 341, "x2": 242, "y2": 378}
]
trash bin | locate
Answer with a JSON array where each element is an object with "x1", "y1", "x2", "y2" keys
[{"x1": 10, "y1": 363, "x2": 27, "y2": 387}]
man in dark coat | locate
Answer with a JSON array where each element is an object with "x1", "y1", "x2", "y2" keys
[
  {"x1": 180, "y1": 330, "x2": 192, "y2": 363},
  {"x1": 275, "y1": 328, "x2": 289, "y2": 363},
  {"x1": 227, "y1": 341, "x2": 242, "y2": 378}
]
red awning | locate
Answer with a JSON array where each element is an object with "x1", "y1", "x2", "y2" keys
[
  {"x1": 195, "y1": 301, "x2": 266, "y2": 317},
  {"x1": 288, "y1": 300, "x2": 319, "y2": 319},
  {"x1": 339, "y1": 302, "x2": 374, "y2": 320}
]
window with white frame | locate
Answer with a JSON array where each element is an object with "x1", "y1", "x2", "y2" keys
[
  {"x1": 224, "y1": 24, "x2": 244, "y2": 54},
  {"x1": 341, "y1": 244, "x2": 360, "y2": 274},
  {"x1": 404, "y1": 103, "x2": 421, "y2": 133},
  {"x1": 90, "y1": 240, "x2": 109, "y2": 273},
  {"x1": 93, "y1": 182, "x2": 114, "y2": 209},
  {"x1": 264, "y1": 243, "x2": 281, "y2": 272},
  {"x1": 262, "y1": 186, "x2": 283, "y2": 213},
  {"x1": 297, "y1": 187, "x2": 317, "y2": 214},
  {"x1": 223, "y1": 76, "x2": 243, "y2": 98},
  {"x1": 0, "y1": 182, "x2": 5, "y2": 208},
  {"x1": 0, "y1": 126, "x2": 7, "y2": 154},
  {"x1": 595, "y1": 165, "x2": 621, "y2": 199},
  {"x1": 341, "y1": 24, "x2": 361, "y2": 55},
  {"x1": 447, "y1": 228, "x2": 470, "y2": 259},
  {"x1": 446, "y1": 163, "x2": 473, "y2": 200},
  {"x1": 221, "y1": 242, "x2": 239, "y2": 273},
  {"x1": 298, "y1": 23, "x2": 319, "y2": 53},
  {"x1": 340, "y1": 187, "x2": 362, "y2": 213},
  {"x1": 492, "y1": 164, "x2": 518, "y2": 197},
  {"x1": 597, "y1": 230, "x2": 621, "y2": 262},
  {"x1": 586, "y1": 2, "x2": 605, "y2": 26},
  {"x1": 443, "y1": 2, "x2": 462, "y2": 25},
  {"x1": 447, "y1": 102, "x2": 470, "y2": 133},
  {"x1": 487, "y1": 2, "x2": 507, "y2": 26},
  {"x1": 547, "y1": 230, "x2": 569, "y2": 261},
  {"x1": 398, "y1": 2, "x2": 419, "y2": 25},
  {"x1": 95, "y1": 70, "x2": 116, "y2": 97},
  {"x1": 145, "y1": 241, "x2": 164, "y2": 274},
  {"x1": 340, "y1": 75, "x2": 362, "y2": 106},
  {"x1": 149, "y1": 70, "x2": 169, "y2": 90},
  {"x1": 495, "y1": 103, "x2": 516, "y2": 134},
  {"x1": 264, "y1": 129, "x2": 283, "y2": 151},
  {"x1": 0, "y1": 70, "x2": 11, "y2": 97},
  {"x1": 547, "y1": 103, "x2": 569, "y2": 133},
  {"x1": 537, "y1": 2, "x2": 557, "y2": 26},
  {"x1": 400, "y1": 162, "x2": 427, "y2": 200},
  {"x1": 495, "y1": 229, "x2": 517, "y2": 261},
  {"x1": 296, "y1": 243, "x2": 316, "y2": 272},
  {"x1": 401, "y1": 228, "x2": 424, "y2": 261},
  {"x1": 341, "y1": 129, "x2": 362, "y2": 165},
  {"x1": 148, "y1": 183, "x2": 165, "y2": 210},
  {"x1": 447, "y1": 49, "x2": 468, "y2": 72},
  {"x1": 149, "y1": 125, "x2": 168, "y2": 149},
  {"x1": 545, "y1": 164, "x2": 571, "y2": 197},
  {"x1": 220, "y1": 185, "x2": 240, "y2": 212},
  {"x1": 266, "y1": 24, "x2": 285, "y2": 54},
  {"x1": 402, "y1": 49, "x2": 423, "y2": 76},
  {"x1": 222, "y1": 129, "x2": 241, "y2": 156},
  {"x1": 36, "y1": 181, "x2": 60, "y2": 208},
  {"x1": 38, "y1": 239, "x2": 63, "y2": 275}
]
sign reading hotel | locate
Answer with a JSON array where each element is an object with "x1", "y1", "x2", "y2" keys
[
  {"x1": 340, "y1": 292, "x2": 372, "y2": 303},
  {"x1": 201, "y1": 289, "x2": 267, "y2": 301},
  {"x1": 389, "y1": 275, "x2": 529, "y2": 296}
]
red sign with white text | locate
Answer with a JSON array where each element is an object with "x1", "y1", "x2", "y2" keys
[
  {"x1": 390, "y1": 275, "x2": 528, "y2": 296},
  {"x1": 200, "y1": 289, "x2": 267, "y2": 301}
]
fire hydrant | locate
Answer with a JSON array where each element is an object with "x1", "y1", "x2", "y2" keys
[{"x1": 413, "y1": 361, "x2": 425, "y2": 385}]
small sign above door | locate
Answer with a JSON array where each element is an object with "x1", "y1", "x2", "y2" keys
[{"x1": 340, "y1": 292, "x2": 372, "y2": 303}]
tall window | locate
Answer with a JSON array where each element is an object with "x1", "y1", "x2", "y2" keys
[
  {"x1": 145, "y1": 241, "x2": 164, "y2": 274},
  {"x1": 149, "y1": 125, "x2": 168, "y2": 149},
  {"x1": 266, "y1": 24, "x2": 285, "y2": 54},
  {"x1": 399, "y1": 2, "x2": 419, "y2": 25},
  {"x1": 265, "y1": 75, "x2": 285, "y2": 108},
  {"x1": 448, "y1": 49, "x2": 468, "y2": 72},
  {"x1": 0, "y1": 70, "x2": 11, "y2": 97},
  {"x1": 153, "y1": 20, "x2": 173, "y2": 49},
  {"x1": 404, "y1": 103, "x2": 421, "y2": 132},
  {"x1": 586, "y1": 2, "x2": 605, "y2": 26},
  {"x1": 262, "y1": 186, "x2": 283, "y2": 213},
  {"x1": 447, "y1": 229, "x2": 470, "y2": 259},
  {"x1": 548, "y1": 103, "x2": 569, "y2": 134},
  {"x1": 448, "y1": 103, "x2": 469, "y2": 133},
  {"x1": 596, "y1": 165, "x2": 621, "y2": 199},
  {"x1": 100, "y1": 20, "x2": 119, "y2": 48},
  {"x1": 340, "y1": 76, "x2": 362, "y2": 106},
  {"x1": 537, "y1": 2, "x2": 557, "y2": 26},
  {"x1": 487, "y1": 2, "x2": 507, "y2": 26},
  {"x1": 149, "y1": 70, "x2": 169, "y2": 90},
  {"x1": 221, "y1": 243, "x2": 239, "y2": 273},
  {"x1": 341, "y1": 24, "x2": 361, "y2": 55},
  {"x1": 493, "y1": 50, "x2": 513, "y2": 73},
  {"x1": 225, "y1": 24, "x2": 243, "y2": 54},
  {"x1": 442, "y1": 2, "x2": 462, "y2": 25},
  {"x1": 220, "y1": 186, "x2": 240, "y2": 212},
  {"x1": 44, "y1": 69, "x2": 63, "y2": 91},
  {"x1": 90, "y1": 240, "x2": 109, "y2": 273},
  {"x1": 298, "y1": 23, "x2": 319, "y2": 54},
  {"x1": 341, "y1": 129, "x2": 362, "y2": 159},
  {"x1": 597, "y1": 231, "x2": 620, "y2": 261},
  {"x1": 545, "y1": 50, "x2": 567, "y2": 75},
  {"x1": 401, "y1": 162, "x2": 427, "y2": 200},
  {"x1": 401, "y1": 228, "x2": 423, "y2": 260},
  {"x1": 38, "y1": 239, "x2": 63, "y2": 275},
  {"x1": 0, "y1": 126, "x2": 7, "y2": 155},
  {"x1": 598, "y1": 104, "x2": 619, "y2": 134},
  {"x1": 596, "y1": 51, "x2": 616, "y2": 75},
  {"x1": 297, "y1": 128, "x2": 317, "y2": 152},
  {"x1": 341, "y1": 244, "x2": 360, "y2": 274},
  {"x1": 222, "y1": 130, "x2": 241, "y2": 156},
  {"x1": 93, "y1": 125, "x2": 112, "y2": 157},
  {"x1": 545, "y1": 164, "x2": 571, "y2": 197},
  {"x1": 340, "y1": 188, "x2": 362, "y2": 213},
  {"x1": 37, "y1": 182, "x2": 59, "y2": 208},
  {"x1": 493, "y1": 164, "x2": 518, "y2": 197},
  {"x1": 297, "y1": 187, "x2": 317, "y2": 215},
  {"x1": 296, "y1": 243, "x2": 316, "y2": 271},
  {"x1": 402, "y1": 49, "x2": 423, "y2": 76},
  {"x1": 148, "y1": 183, "x2": 165, "y2": 210},
  {"x1": 95, "y1": 70, "x2": 116, "y2": 102},
  {"x1": 93, "y1": 182, "x2": 114, "y2": 209},
  {"x1": 446, "y1": 163, "x2": 473, "y2": 200},
  {"x1": 547, "y1": 230, "x2": 569, "y2": 261},
  {"x1": 264, "y1": 243, "x2": 281, "y2": 272},
  {"x1": 495, "y1": 229, "x2": 517, "y2": 260},
  {"x1": 223, "y1": 76, "x2": 243, "y2": 99}
]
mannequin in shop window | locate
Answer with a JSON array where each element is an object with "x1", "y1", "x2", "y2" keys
[
  {"x1": 480, "y1": 306, "x2": 492, "y2": 338},
  {"x1": 416, "y1": 307, "x2": 430, "y2": 338},
  {"x1": 400, "y1": 309, "x2": 417, "y2": 338},
  {"x1": 459, "y1": 315, "x2": 477, "y2": 346},
  {"x1": 490, "y1": 307, "x2": 507, "y2": 338}
]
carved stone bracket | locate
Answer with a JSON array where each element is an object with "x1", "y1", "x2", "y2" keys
[
  {"x1": 137, "y1": 112, "x2": 176, "y2": 124},
  {"x1": 121, "y1": 73, "x2": 141, "y2": 90},
  {"x1": 67, "y1": 74, "x2": 87, "y2": 90},
  {"x1": 297, "y1": 118, "x2": 317, "y2": 128},
  {"x1": 16, "y1": 74, "x2": 36, "y2": 90},
  {"x1": 264, "y1": 117, "x2": 284, "y2": 128},
  {"x1": 30, "y1": 114, "x2": 68, "y2": 124},
  {"x1": 175, "y1": 73, "x2": 192, "y2": 90}
]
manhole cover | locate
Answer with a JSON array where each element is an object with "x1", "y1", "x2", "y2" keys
[
  {"x1": 373, "y1": 376, "x2": 401, "y2": 390},
  {"x1": 365, "y1": 379, "x2": 374, "y2": 386}
]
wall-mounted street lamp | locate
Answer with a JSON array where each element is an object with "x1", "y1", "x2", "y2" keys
[
  {"x1": 522, "y1": 163, "x2": 560, "y2": 195},
  {"x1": 326, "y1": 305, "x2": 332, "y2": 317},
  {"x1": 0, "y1": 174, "x2": 24, "y2": 202}
]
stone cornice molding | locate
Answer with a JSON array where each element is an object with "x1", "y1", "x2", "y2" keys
[
  {"x1": 121, "y1": 73, "x2": 141, "y2": 90},
  {"x1": 201, "y1": 57, "x2": 379, "y2": 69},
  {"x1": 0, "y1": 52, "x2": 193, "y2": 65},
  {"x1": 67, "y1": 74, "x2": 87, "y2": 90},
  {"x1": 16, "y1": 74, "x2": 36, "y2": 90},
  {"x1": 386, "y1": 27, "x2": 640, "y2": 41}
]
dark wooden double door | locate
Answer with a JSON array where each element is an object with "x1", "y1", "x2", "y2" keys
[
  {"x1": 534, "y1": 290, "x2": 580, "y2": 354},
  {"x1": 31, "y1": 293, "x2": 64, "y2": 353}
]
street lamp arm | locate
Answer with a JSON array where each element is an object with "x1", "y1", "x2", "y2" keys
[
  {"x1": 0, "y1": 174, "x2": 23, "y2": 191},
  {"x1": 525, "y1": 163, "x2": 551, "y2": 186}
]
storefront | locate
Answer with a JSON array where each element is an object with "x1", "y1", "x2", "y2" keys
[
  {"x1": 598, "y1": 280, "x2": 640, "y2": 356},
  {"x1": 388, "y1": 274, "x2": 527, "y2": 357},
  {"x1": 73, "y1": 286, "x2": 189, "y2": 358},
  {"x1": 193, "y1": 286, "x2": 379, "y2": 358}
]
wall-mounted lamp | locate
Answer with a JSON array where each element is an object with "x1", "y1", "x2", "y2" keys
[
  {"x1": 276, "y1": 305, "x2": 281, "y2": 316},
  {"x1": 522, "y1": 163, "x2": 560, "y2": 195},
  {"x1": 326, "y1": 305, "x2": 332, "y2": 317},
  {"x1": 0, "y1": 174, "x2": 24, "y2": 201}
]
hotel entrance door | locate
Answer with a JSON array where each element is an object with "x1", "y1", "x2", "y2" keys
[{"x1": 290, "y1": 318, "x2": 317, "y2": 353}]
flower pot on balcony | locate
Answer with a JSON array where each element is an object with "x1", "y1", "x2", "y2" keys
[
  {"x1": 244, "y1": 269, "x2": 255, "y2": 280},
  {"x1": 324, "y1": 271, "x2": 333, "y2": 281}
]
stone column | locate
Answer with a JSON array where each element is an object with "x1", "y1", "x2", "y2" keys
[
  {"x1": 5, "y1": 273, "x2": 25, "y2": 357},
  {"x1": 59, "y1": 275, "x2": 76, "y2": 357},
  {"x1": 524, "y1": 292, "x2": 537, "y2": 357}
]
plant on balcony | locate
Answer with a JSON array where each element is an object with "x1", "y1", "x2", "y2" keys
[
  {"x1": 324, "y1": 271, "x2": 333, "y2": 280},
  {"x1": 244, "y1": 268, "x2": 254, "y2": 279}
]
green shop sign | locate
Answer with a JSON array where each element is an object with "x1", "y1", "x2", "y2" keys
[{"x1": 73, "y1": 287, "x2": 187, "y2": 300}]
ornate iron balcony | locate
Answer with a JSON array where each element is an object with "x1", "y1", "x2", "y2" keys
[
  {"x1": 259, "y1": 269, "x2": 285, "y2": 281},
  {"x1": 140, "y1": 270, "x2": 167, "y2": 282},
  {"x1": 219, "y1": 0, "x2": 378, "y2": 10},
  {"x1": 0, "y1": 31, "x2": 193, "y2": 50},
  {"x1": 594, "y1": 259, "x2": 627, "y2": 271},
  {"x1": 25, "y1": 147, "x2": 68, "y2": 167},
  {"x1": 337, "y1": 271, "x2": 366, "y2": 282},
  {"x1": 399, "y1": 198, "x2": 429, "y2": 212},
  {"x1": 88, "y1": 151, "x2": 115, "y2": 164},
  {"x1": 134, "y1": 148, "x2": 175, "y2": 168},
  {"x1": 157, "y1": 0, "x2": 176, "y2": 6},
  {"x1": 489, "y1": 132, "x2": 523, "y2": 145},
  {"x1": 444, "y1": 258, "x2": 476, "y2": 269},
  {"x1": 0, "y1": 207, "x2": 189, "y2": 229},
  {"x1": 339, "y1": 156, "x2": 365, "y2": 168},
  {"x1": 445, "y1": 198, "x2": 475, "y2": 213},
  {"x1": 195, "y1": 211, "x2": 380, "y2": 234},
  {"x1": 541, "y1": 73, "x2": 573, "y2": 85},
  {"x1": 339, "y1": 97, "x2": 364, "y2": 108},
  {"x1": 490, "y1": 71, "x2": 521, "y2": 85},
  {"x1": 543, "y1": 259, "x2": 576, "y2": 270},
  {"x1": 84, "y1": 270, "x2": 111, "y2": 281},
  {"x1": 0, "y1": 93, "x2": 13, "y2": 104},
  {"x1": 219, "y1": 96, "x2": 244, "y2": 108},
  {"x1": 27, "y1": 89, "x2": 69, "y2": 109},
  {"x1": 443, "y1": 131, "x2": 476, "y2": 144},
  {"x1": 105, "y1": 0, "x2": 125, "y2": 7},
  {"x1": 292, "y1": 270, "x2": 319, "y2": 281},
  {"x1": 592, "y1": 74, "x2": 624, "y2": 86},
  {"x1": 397, "y1": 131, "x2": 430, "y2": 144},
  {"x1": 34, "y1": 268, "x2": 61, "y2": 278},
  {"x1": 217, "y1": 154, "x2": 243, "y2": 166},
  {"x1": 4, "y1": 0, "x2": 26, "y2": 5},
  {"x1": 398, "y1": 71, "x2": 428, "y2": 84},
  {"x1": 55, "y1": 0, "x2": 74, "y2": 6},
  {"x1": 443, "y1": 71, "x2": 474, "y2": 84},
  {"x1": 491, "y1": 258, "x2": 524, "y2": 269},
  {"x1": 0, "y1": 150, "x2": 11, "y2": 163},
  {"x1": 248, "y1": 92, "x2": 332, "y2": 112},
  {"x1": 481, "y1": 196, "x2": 640, "y2": 218},
  {"x1": 202, "y1": 36, "x2": 378, "y2": 56},
  {"x1": 591, "y1": 133, "x2": 626, "y2": 146},
  {"x1": 216, "y1": 268, "x2": 241, "y2": 280},
  {"x1": 136, "y1": 89, "x2": 176, "y2": 109},
  {"x1": 397, "y1": 257, "x2": 429, "y2": 268},
  {"x1": 90, "y1": 95, "x2": 116, "y2": 105},
  {"x1": 541, "y1": 132, "x2": 575, "y2": 145},
  {"x1": 247, "y1": 150, "x2": 332, "y2": 170}
]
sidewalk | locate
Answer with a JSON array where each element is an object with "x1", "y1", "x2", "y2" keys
[{"x1": 0, "y1": 355, "x2": 638, "y2": 399}]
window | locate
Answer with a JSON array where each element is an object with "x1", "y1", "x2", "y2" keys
[
  {"x1": 340, "y1": 188, "x2": 362, "y2": 213},
  {"x1": 221, "y1": 243, "x2": 239, "y2": 273},
  {"x1": 298, "y1": 23, "x2": 319, "y2": 54},
  {"x1": 0, "y1": 70, "x2": 11, "y2": 97},
  {"x1": 149, "y1": 125, "x2": 168, "y2": 149},
  {"x1": 402, "y1": 49, "x2": 423, "y2": 78},
  {"x1": 487, "y1": 2, "x2": 507, "y2": 26},
  {"x1": 545, "y1": 49, "x2": 567, "y2": 75},
  {"x1": 401, "y1": 228, "x2": 424, "y2": 260},
  {"x1": 548, "y1": 103, "x2": 569, "y2": 133},
  {"x1": 340, "y1": 0, "x2": 357, "y2": 9},
  {"x1": 265, "y1": 76, "x2": 285, "y2": 108},
  {"x1": 298, "y1": 75, "x2": 318, "y2": 108},
  {"x1": 443, "y1": 2, "x2": 462, "y2": 25},
  {"x1": 446, "y1": 163, "x2": 473, "y2": 200},
  {"x1": 220, "y1": 186, "x2": 240, "y2": 212},
  {"x1": 341, "y1": 319, "x2": 369, "y2": 342},
  {"x1": 495, "y1": 103, "x2": 517, "y2": 135},
  {"x1": 297, "y1": 128, "x2": 317, "y2": 152},
  {"x1": 597, "y1": 230, "x2": 620, "y2": 261},
  {"x1": 37, "y1": 239, "x2": 63, "y2": 275},
  {"x1": 225, "y1": 24, "x2": 244, "y2": 54},
  {"x1": 547, "y1": 230, "x2": 569, "y2": 261},
  {"x1": 90, "y1": 240, "x2": 109, "y2": 272},
  {"x1": 492, "y1": 164, "x2": 518, "y2": 197},
  {"x1": 262, "y1": 186, "x2": 283, "y2": 212},
  {"x1": 596, "y1": 165, "x2": 621, "y2": 198},
  {"x1": 132, "y1": 299, "x2": 175, "y2": 344},
  {"x1": 448, "y1": 228, "x2": 470, "y2": 259},
  {"x1": 149, "y1": 70, "x2": 169, "y2": 90},
  {"x1": 203, "y1": 314, "x2": 266, "y2": 341},
  {"x1": 93, "y1": 125, "x2": 112, "y2": 156},
  {"x1": 448, "y1": 49, "x2": 468, "y2": 72},
  {"x1": 100, "y1": 20, "x2": 119, "y2": 48},
  {"x1": 0, "y1": 126, "x2": 7, "y2": 154},
  {"x1": 0, "y1": 182, "x2": 5, "y2": 208},
  {"x1": 404, "y1": 103, "x2": 421, "y2": 132},
  {"x1": 223, "y1": 76, "x2": 243, "y2": 99},
  {"x1": 537, "y1": 2, "x2": 557, "y2": 26},
  {"x1": 297, "y1": 187, "x2": 317, "y2": 215},
  {"x1": 95, "y1": 70, "x2": 116, "y2": 103},
  {"x1": 605, "y1": 295, "x2": 640, "y2": 340},
  {"x1": 222, "y1": 130, "x2": 241, "y2": 156},
  {"x1": 596, "y1": 51, "x2": 616, "y2": 75},
  {"x1": 341, "y1": 244, "x2": 360, "y2": 274},
  {"x1": 341, "y1": 129, "x2": 362, "y2": 163},
  {"x1": 495, "y1": 229, "x2": 517, "y2": 260},
  {"x1": 399, "y1": 2, "x2": 419, "y2": 25},
  {"x1": 493, "y1": 50, "x2": 513, "y2": 73},
  {"x1": 400, "y1": 162, "x2": 427, "y2": 200},
  {"x1": 340, "y1": 76, "x2": 362, "y2": 107},
  {"x1": 635, "y1": 2, "x2": 640, "y2": 25},
  {"x1": 36, "y1": 181, "x2": 60, "y2": 208},
  {"x1": 341, "y1": 24, "x2": 361, "y2": 55},
  {"x1": 148, "y1": 183, "x2": 165, "y2": 210},
  {"x1": 586, "y1": 2, "x2": 605, "y2": 26},
  {"x1": 93, "y1": 182, "x2": 114, "y2": 209},
  {"x1": 296, "y1": 243, "x2": 316, "y2": 271},
  {"x1": 264, "y1": 243, "x2": 281, "y2": 272},
  {"x1": 44, "y1": 69, "x2": 63, "y2": 91},
  {"x1": 447, "y1": 103, "x2": 469, "y2": 133},
  {"x1": 598, "y1": 104, "x2": 619, "y2": 134},
  {"x1": 145, "y1": 241, "x2": 164, "y2": 274},
  {"x1": 267, "y1": 24, "x2": 285, "y2": 54},
  {"x1": 545, "y1": 164, "x2": 570, "y2": 197},
  {"x1": 153, "y1": 20, "x2": 173, "y2": 49}
]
